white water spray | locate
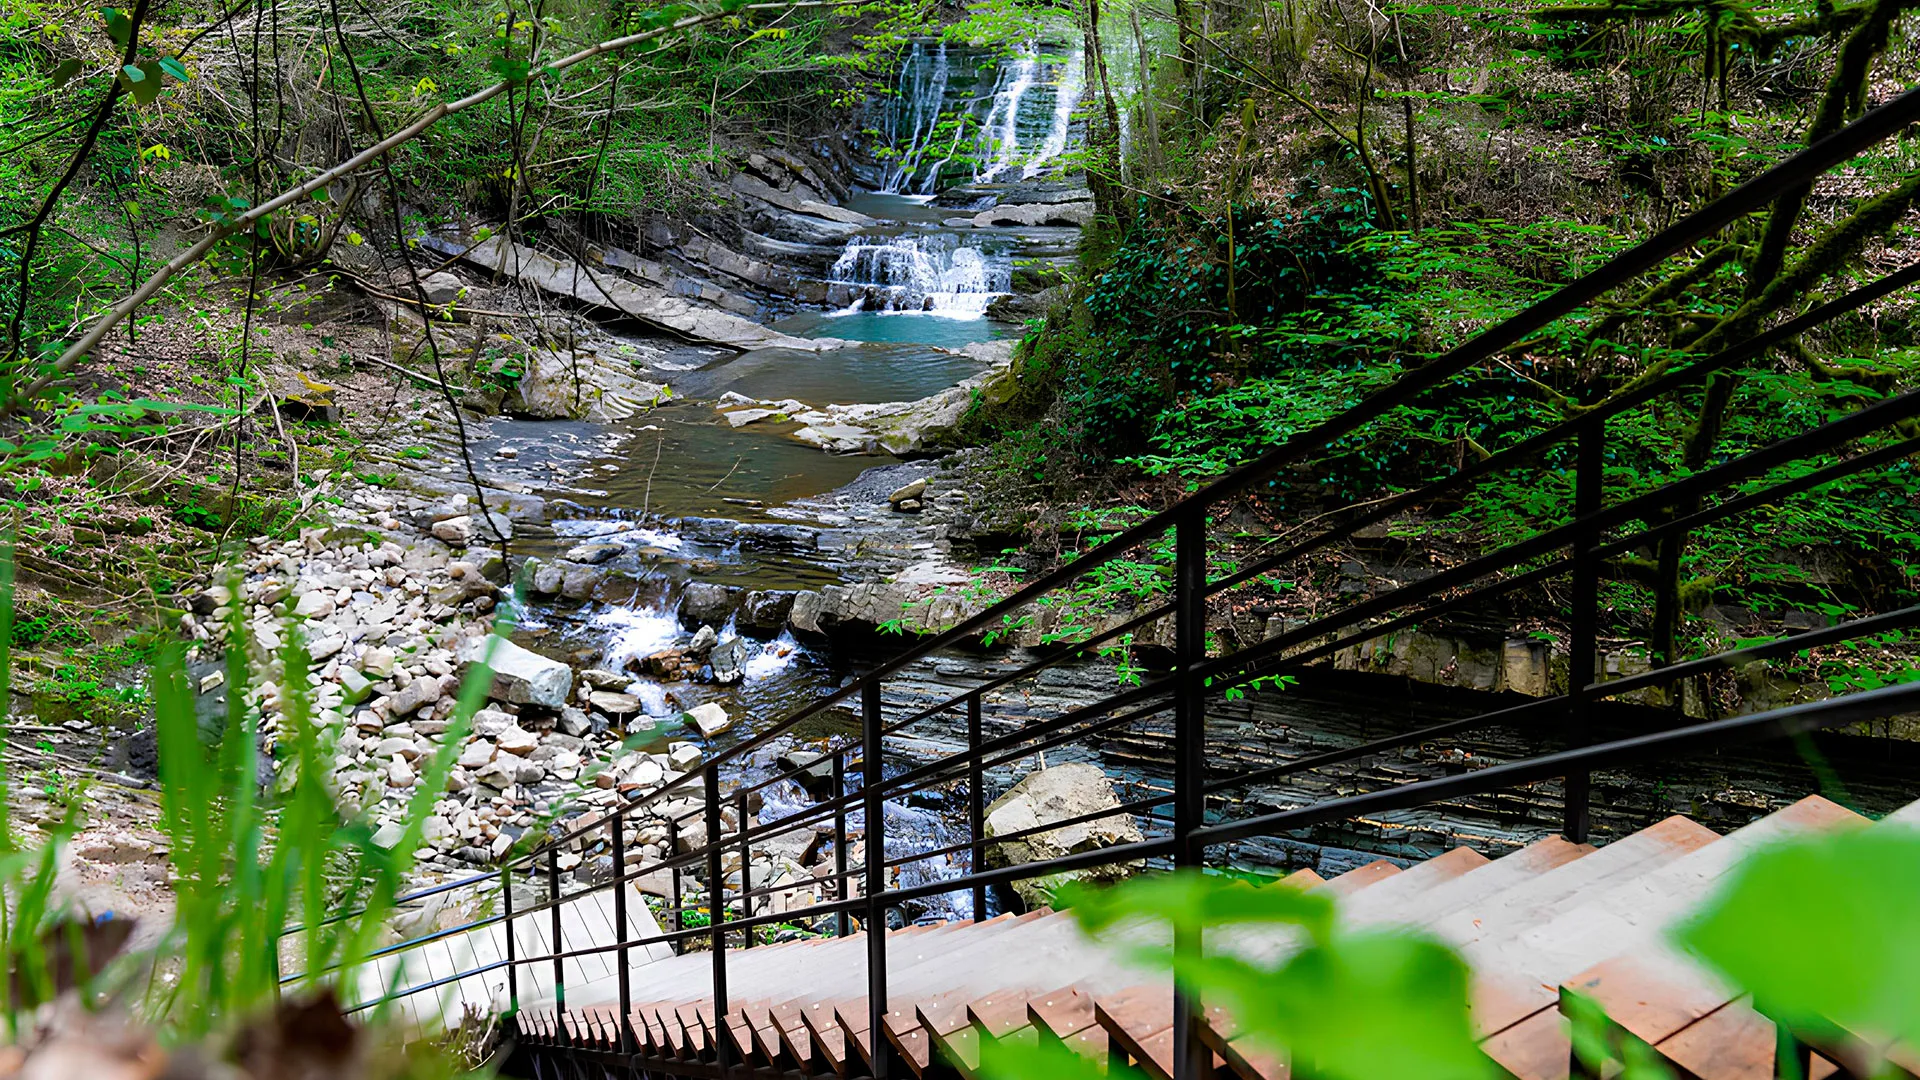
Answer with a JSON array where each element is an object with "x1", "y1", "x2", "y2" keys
[{"x1": 828, "y1": 234, "x2": 1009, "y2": 316}]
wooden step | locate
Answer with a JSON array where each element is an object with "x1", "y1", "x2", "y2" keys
[
  {"x1": 1321, "y1": 859, "x2": 1400, "y2": 896},
  {"x1": 1340, "y1": 845, "x2": 1488, "y2": 920},
  {"x1": 1374, "y1": 836, "x2": 1592, "y2": 929},
  {"x1": 1469, "y1": 795, "x2": 1864, "y2": 1041},
  {"x1": 1432, "y1": 815, "x2": 1717, "y2": 951}
]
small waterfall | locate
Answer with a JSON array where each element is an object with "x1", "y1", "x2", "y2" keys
[
  {"x1": 881, "y1": 42, "x2": 953, "y2": 194},
  {"x1": 829, "y1": 235, "x2": 1009, "y2": 316},
  {"x1": 1022, "y1": 48, "x2": 1085, "y2": 179},
  {"x1": 976, "y1": 46, "x2": 1040, "y2": 182}
]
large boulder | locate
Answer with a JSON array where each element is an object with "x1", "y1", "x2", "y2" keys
[
  {"x1": 984, "y1": 763, "x2": 1144, "y2": 910},
  {"x1": 463, "y1": 635, "x2": 572, "y2": 708},
  {"x1": 680, "y1": 581, "x2": 740, "y2": 627}
]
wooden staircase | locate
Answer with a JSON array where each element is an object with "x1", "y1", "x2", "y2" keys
[{"x1": 513, "y1": 795, "x2": 1919, "y2": 1079}]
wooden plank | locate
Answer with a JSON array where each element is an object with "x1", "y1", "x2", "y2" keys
[
  {"x1": 1322, "y1": 860, "x2": 1401, "y2": 897},
  {"x1": 1480, "y1": 1006, "x2": 1568, "y2": 1080},
  {"x1": 1094, "y1": 985, "x2": 1176, "y2": 1079},
  {"x1": 1657, "y1": 999, "x2": 1837, "y2": 1080}
]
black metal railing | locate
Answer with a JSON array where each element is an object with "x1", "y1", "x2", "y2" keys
[{"x1": 289, "y1": 85, "x2": 1920, "y2": 1080}]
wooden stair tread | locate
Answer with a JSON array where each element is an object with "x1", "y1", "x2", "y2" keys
[
  {"x1": 1468, "y1": 795, "x2": 1865, "y2": 1036},
  {"x1": 1321, "y1": 859, "x2": 1400, "y2": 895}
]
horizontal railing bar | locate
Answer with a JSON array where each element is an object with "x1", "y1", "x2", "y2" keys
[
  {"x1": 1204, "y1": 261, "x2": 1920, "y2": 600},
  {"x1": 341, "y1": 957, "x2": 514, "y2": 1015},
  {"x1": 1193, "y1": 680, "x2": 1920, "y2": 849}
]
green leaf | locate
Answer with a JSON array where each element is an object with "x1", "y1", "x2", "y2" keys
[
  {"x1": 118, "y1": 61, "x2": 164, "y2": 105},
  {"x1": 488, "y1": 55, "x2": 531, "y2": 83},
  {"x1": 100, "y1": 6, "x2": 131, "y2": 45},
  {"x1": 157, "y1": 55, "x2": 189, "y2": 82},
  {"x1": 1677, "y1": 823, "x2": 1920, "y2": 1048},
  {"x1": 49, "y1": 58, "x2": 83, "y2": 88},
  {"x1": 1208, "y1": 931, "x2": 1494, "y2": 1080}
]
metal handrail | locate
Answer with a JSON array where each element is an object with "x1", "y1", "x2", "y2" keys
[{"x1": 293, "y1": 87, "x2": 1920, "y2": 1080}]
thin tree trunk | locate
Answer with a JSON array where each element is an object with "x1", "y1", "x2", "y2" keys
[{"x1": 1131, "y1": 5, "x2": 1163, "y2": 181}]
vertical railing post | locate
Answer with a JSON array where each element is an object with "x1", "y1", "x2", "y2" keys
[
  {"x1": 862, "y1": 680, "x2": 890, "y2": 1080},
  {"x1": 737, "y1": 790, "x2": 755, "y2": 949},
  {"x1": 502, "y1": 864, "x2": 517, "y2": 1014},
  {"x1": 547, "y1": 848, "x2": 565, "y2": 1021},
  {"x1": 610, "y1": 811, "x2": 633, "y2": 1054},
  {"x1": 1565, "y1": 419, "x2": 1604, "y2": 843},
  {"x1": 1172, "y1": 508, "x2": 1209, "y2": 1080},
  {"x1": 668, "y1": 818, "x2": 683, "y2": 956},
  {"x1": 705, "y1": 764, "x2": 731, "y2": 1069},
  {"x1": 967, "y1": 693, "x2": 987, "y2": 922},
  {"x1": 833, "y1": 751, "x2": 851, "y2": 939}
]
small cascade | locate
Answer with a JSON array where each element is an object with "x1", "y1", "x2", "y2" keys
[
  {"x1": 828, "y1": 234, "x2": 1009, "y2": 316},
  {"x1": 975, "y1": 45, "x2": 1040, "y2": 182},
  {"x1": 1022, "y1": 48, "x2": 1085, "y2": 179},
  {"x1": 881, "y1": 42, "x2": 953, "y2": 194}
]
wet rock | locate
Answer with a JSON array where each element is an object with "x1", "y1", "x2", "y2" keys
[
  {"x1": 984, "y1": 762, "x2": 1144, "y2": 909},
  {"x1": 566, "y1": 541, "x2": 624, "y2": 565},
  {"x1": 560, "y1": 564, "x2": 607, "y2": 600},
  {"x1": 776, "y1": 750, "x2": 835, "y2": 798},
  {"x1": 708, "y1": 637, "x2": 749, "y2": 685},
  {"x1": 684, "y1": 702, "x2": 732, "y2": 738},
  {"x1": 689, "y1": 625, "x2": 719, "y2": 655},
  {"x1": 464, "y1": 636, "x2": 573, "y2": 708},
  {"x1": 680, "y1": 581, "x2": 740, "y2": 627},
  {"x1": 737, "y1": 590, "x2": 795, "y2": 636}
]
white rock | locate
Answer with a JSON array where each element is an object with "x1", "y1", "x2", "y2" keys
[
  {"x1": 496, "y1": 726, "x2": 539, "y2": 756},
  {"x1": 472, "y1": 708, "x2": 516, "y2": 737},
  {"x1": 360, "y1": 647, "x2": 397, "y2": 678},
  {"x1": 294, "y1": 591, "x2": 336, "y2": 619},
  {"x1": 667, "y1": 741, "x2": 702, "y2": 769},
  {"x1": 388, "y1": 758, "x2": 417, "y2": 787},
  {"x1": 463, "y1": 636, "x2": 572, "y2": 708},
  {"x1": 457, "y1": 740, "x2": 497, "y2": 769},
  {"x1": 432, "y1": 516, "x2": 473, "y2": 544},
  {"x1": 371, "y1": 822, "x2": 405, "y2": 849},
  {"x1": 683, "y1": 702, "x2": 732, "y2": 738}
]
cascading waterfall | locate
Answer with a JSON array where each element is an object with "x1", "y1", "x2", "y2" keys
[
  {"x1": 1022, "y1": 48, "x2": 1085, "y2": 179},
  {"x1": 880, "y1": 42, "x2": 953, "y2": 194},
  {"x1": 828, "y1": 234, "x2": 1009, "y2": 316},
  {"x1": 975, "y1": 45, "x2": 1040, "y2": 182}
]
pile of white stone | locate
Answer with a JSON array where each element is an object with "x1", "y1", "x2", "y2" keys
[{"x1": 178, "y1": 525, "x2": 842, "y2": 925}]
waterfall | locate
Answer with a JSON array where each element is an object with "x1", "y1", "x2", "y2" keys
[
  {"x1": 881, "y1": 42, "x2": 952, "y2": 194},
  {"x1": 1022, "y1": 48, "x2": 1085, "y2": 179},
  {"x1": 829, "y1": 235, "x2": 1009, "y2": 317},
  {"x1": 975, "y1": 46, "x2": 1040, "y2": 182}
]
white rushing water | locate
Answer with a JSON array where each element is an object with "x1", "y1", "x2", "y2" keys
[
  {"x1": 1023, "y1": 48, "x2": 1085, "y2": 179},
  {"x1": 976, "y1": 45, "x2": 1040, "y2": 182},
  {"x1": 828, "y1": 234, "x2": 1009, "y2": 316},
  {"x1": 881, "y1": 41, "x2": 953, "y2": 194}
]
